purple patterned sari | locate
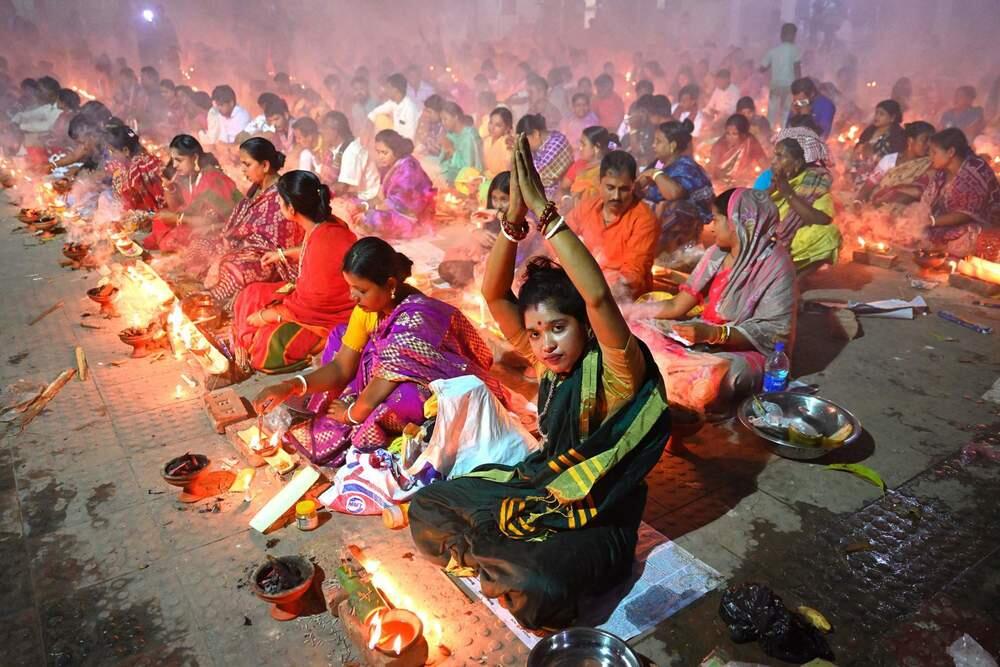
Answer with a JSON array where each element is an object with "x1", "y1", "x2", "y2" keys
[{"x1": 286, "y1": 293, "x2": 508, "y2": 467}]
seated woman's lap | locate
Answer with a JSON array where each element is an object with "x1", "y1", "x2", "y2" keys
[{"x1": 410, "y1": 478, "x2": 646, "y2": 629}]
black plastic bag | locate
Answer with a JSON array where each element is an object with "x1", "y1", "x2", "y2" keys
[{"x1": 719, "y1": 583, "x2": 835, "y2": 664}]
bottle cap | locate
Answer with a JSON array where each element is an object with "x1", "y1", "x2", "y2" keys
[
  {"x1": 775, "y1": 341, "x2": 786, "y2": 351},
  {"x1": 295, "y1": 500, "x2": 317, "y2": 516}
]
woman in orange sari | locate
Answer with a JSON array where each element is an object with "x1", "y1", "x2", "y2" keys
[
  {"x1": 562, "y1": 125, "x2": 618, "y2": 204},
  {"x1": 143, "y1": 135, "x2": 241, "y2": 251},
  {"x1": 232, "y1": 170, "x2": 357, "y2": 373}
]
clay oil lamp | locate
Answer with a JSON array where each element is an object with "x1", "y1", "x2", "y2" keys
[
  {"x1": 913, "y1": 249, "x2": 948, "y2": 271},
  {"x1": 853, "y1": 236, "x2": 897, "y2": 269},
  {"x1": 119, "y1": 323, "x2": 168, "y2": 358},
  {"x1": 63, "y1": 242, "x2": 91, "y2": 263},
  {"x1": 18, "y1": 208, "x2": 42, "y2": 224},
  {"x1": 367, "y1": 609, "x2": 424, "y2": 659},
  {"x1": 87, "y1": 284, "x2": 119, "y2": 318},
  {"x1": 251, "y1": 555, "x2": 316, "y2": 621}
]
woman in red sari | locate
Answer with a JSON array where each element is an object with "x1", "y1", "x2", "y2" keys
[
  {"x1": 105, "y1": 122, "x2": 165, "y2": 213},
  {"x1": 200, "y1": 138, "x2": 304, "y2": 308},
  {"x1": 143, "y1": 135, "x2": 241, "y2": 252},
  {"x1": 232, "y1": 171, "x2": 357, "y2": 374},
  {"x1": 709, "y1": 114, "x2": 768, "y2": 189}
]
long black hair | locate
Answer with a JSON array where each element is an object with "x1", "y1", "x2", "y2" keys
[
  {"x1": 104, "y1": 121, "x2": 143, "y2": 156},
  {"x1": 277, "y1": 170, "x2": 332, "y2": 223},
  {"x1": 238, "y1": 137, "x2": 285, "y2": 172},
  {"x1": 168, "y1": 134, "x2": 220, "y2": 170},
  {"x1": 656, "y1": 119, "x2": 695, "y2": 153},
  {"x1": 518, "y1": 257, "x2": 588, "y2": 328},
  {"x1": 343, "y1": 237, "x2": 413, "y2": 286}
]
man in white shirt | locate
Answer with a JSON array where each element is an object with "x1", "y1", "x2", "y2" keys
[
  {"x1": 243, "y1": 92, "x2": 283, "y2": 136},
  {"x1": 760, "y1": 23, "x2": 802, "y2": 126},
  {"x1": 368, "y1": 73, "x2": 419, "y2": 140},
  {"x1": 672, "y1": 84, "x2": 706, "y2": 137},
  {"x1": 702, "y1": 69, "x2": 740, "y2": 126},
  {"x1": 337, "y1": 139, "x2": 380, "y2": 201},
  {"x1": 12, "y1": 75, "x2": 61, "y2": 134},
  {"x1": 200, "y1": 85, "x2": 250, "y2": 146}
]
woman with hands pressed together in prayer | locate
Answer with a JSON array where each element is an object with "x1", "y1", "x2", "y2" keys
[{"x1": 407, "y1": 134, "x2": 671, "y2": 631}]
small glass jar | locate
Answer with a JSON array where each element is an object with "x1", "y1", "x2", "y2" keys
[{"x1": 295, "y1": 500, "x2": 319, "y2": 531}]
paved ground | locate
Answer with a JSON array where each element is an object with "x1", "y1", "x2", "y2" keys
[{"x1": 1, "y1": 190, "x2": 999, "y2": 666}]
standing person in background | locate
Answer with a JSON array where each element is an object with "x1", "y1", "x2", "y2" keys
[
  {"x1": 760, "y1": 23, "x2": 802, "y2": 128},
  {"x1": 368, "y1": 73, "x2": 419, "y2": 140},
  {"x1": 788, "y1": 77, "x2": 836, "y2": 140},
  {"x1": 592, "y1": 74, "x2": 625, "y2": 132}
]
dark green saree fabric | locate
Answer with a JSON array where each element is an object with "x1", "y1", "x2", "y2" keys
[{"x1": 409, "y1": 339, "x2": 671, "y2": 629}]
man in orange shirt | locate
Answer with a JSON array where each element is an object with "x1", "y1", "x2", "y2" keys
[{"x1": 567, "y1": 150, "x2": 658, "y2": 298}]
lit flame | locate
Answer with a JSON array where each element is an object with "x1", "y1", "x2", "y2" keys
[
  {"x1": 174, "y1": 384, "x2": 184, "y2": 399},
  {"x1": 948, "y1": 260, "x2": 957, "y2": 274},
  {"x1": 393, "y1": 634, "x2": 402, "y2": 655},
  {"x1": 857, "y1": 235, "x2": 867, "y2": 248},
  {"x1": 361, "y1": 558, "x2": 442, "y2": 647},
  {"x1": 367, "y1": 612, "x2": 382, "y2": 650},
  {"x1": 847, "y1": 125, "x2": 860, "y2": 141}
]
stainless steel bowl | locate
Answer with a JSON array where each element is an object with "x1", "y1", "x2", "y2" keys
[
  {"x1": 527, "y1": 627, "x2": 642, "y2": 667},
  {"x1": 737, "y1": 392, "x2": 861, "y2": 460}
]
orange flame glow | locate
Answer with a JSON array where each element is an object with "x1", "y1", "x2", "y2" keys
[{"x1": 367, "y1": 612, "x2": 382, "y2": 650}]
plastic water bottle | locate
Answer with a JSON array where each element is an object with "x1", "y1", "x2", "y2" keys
[{"x1": 762, "y1": 342, "x2": 790, "y2": 393}]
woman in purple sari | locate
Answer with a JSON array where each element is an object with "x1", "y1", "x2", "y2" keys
[
  {"x1": 364, "y1": 130, "x2": 437, "y2": 238},
  {"x1": 253, "y1": 237, "x2": 508, "y2": 467}
]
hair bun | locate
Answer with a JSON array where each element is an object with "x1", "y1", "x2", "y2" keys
[
  {"x1": 680, "y1": 118, "x2": 695, "y2": 133},
  {"x1": 273, "y1": 150, "x2": 286, "y2": 171}
]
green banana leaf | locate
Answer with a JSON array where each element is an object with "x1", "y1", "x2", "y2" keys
[{"x1": 825, "y1": 463, "x2": 886, "y2": 492}]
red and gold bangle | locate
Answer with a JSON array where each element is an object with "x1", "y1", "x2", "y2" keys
[
  {"x1": 498, "y1": 210, "x2": 529, "y2": 242},
  {"x1": 534, "y1": 201, "x2": 560, "y2": 233}
]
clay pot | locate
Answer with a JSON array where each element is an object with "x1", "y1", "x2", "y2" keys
[
  {"x1": 162, "y1": 453, "x2": 210, "y2": 487},
  {"x1": 118, "y1": 326, "x2": 166, "y2": 358},
  {"x1": 18, "y1": 208, "x2": 42, "y2": 223},
  {"x1": 251, "y1": 556, "x2": 316, "y2": 621},
  {"x1": 63, "y1": 243, "x2": 91, "y2": 263},
  {"x1": 914, "y1": 249, "x2": 948, "y2": 270},
  {"x1": 87, "y1": 286, "x2": 119, "y2": 318}
]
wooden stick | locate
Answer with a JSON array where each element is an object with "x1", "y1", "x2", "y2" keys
[
  {"x1": 75, "y1": 346, "x2": 88, "y2": 381},
  {"x1": 27, "y1": 301, "x2": 64, "y2": 326},
  {"x1": 18, "y1": 368, "x2": 76, "y2": 431}
]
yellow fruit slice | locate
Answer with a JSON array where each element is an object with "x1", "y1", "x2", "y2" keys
[{"x1": 797, "y1": 605, "x2": 832, "y2": 632}]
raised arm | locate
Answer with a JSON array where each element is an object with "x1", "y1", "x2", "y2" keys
[
  {"x1": 513, "y1": 134, "x2": 631, "y2": 350},
  {"x1": 481, "y1": 158, "x2": 529, "y2": 344}
]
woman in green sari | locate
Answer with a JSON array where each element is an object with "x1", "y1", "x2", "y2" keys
[
  {"x1": 409, "y1": 134, "x2": 671, "y2": 630},
  {"x1": 438, "y1": 101, "x2": 483, "y2": 185}
]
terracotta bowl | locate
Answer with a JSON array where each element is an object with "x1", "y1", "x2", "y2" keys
[
  {"x1": 251, "y1": 555, "x2": 316, "y2": 621},
  {"x1": 63, "y1": 243, "x2": 90, "y2": 262},
  {"x1": 914, "y1": 249, "x2": 948, "y2": 270},
  {"x1": 161, "y1": 454, "x2": 210, "y2": 487}
]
